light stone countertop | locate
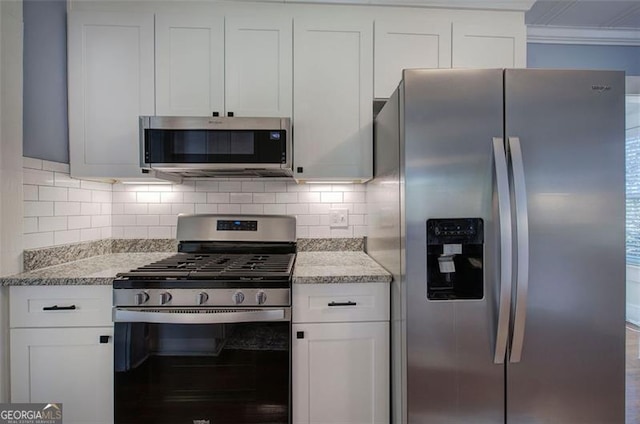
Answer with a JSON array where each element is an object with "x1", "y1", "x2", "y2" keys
[
  {"x1": 293, "y1": 251, "x2": 392, "y2": 284},
  {"x1": 1, "y1": 250, "x2": 392, "y2": 286},
  {"x1": 0, "y1": 253, "x2": 174, "y2": 286}
]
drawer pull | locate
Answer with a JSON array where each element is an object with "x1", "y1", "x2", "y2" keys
[
  {"x1": 328, "y1": 301, "x2": 357, "y2": 307},
  {"x1": 43, "y1": 305, "x2": 77, "y2": 311}
]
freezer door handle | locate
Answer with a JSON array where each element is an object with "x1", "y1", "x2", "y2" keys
[
  {"x1": 508, "y1": 137, "x2": 529, "y2": 363},
  {"x1": 493, "y1": 137, "x2": 513, "y2": 364}
]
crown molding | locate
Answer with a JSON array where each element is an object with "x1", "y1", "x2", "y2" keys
[{"x1": 528, "y1": 25, "x2": 640, "y2": 46}]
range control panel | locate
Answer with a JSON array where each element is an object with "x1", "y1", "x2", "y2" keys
[{"x1": 216, "y1": 220, "x2": 258, "y2": 231}]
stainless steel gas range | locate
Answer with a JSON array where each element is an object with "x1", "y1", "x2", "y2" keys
[{"x1": 113, "y1": 214, "x2": 295, "y2": 424}]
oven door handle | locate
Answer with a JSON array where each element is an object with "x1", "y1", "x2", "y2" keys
[{"x1": 113, "y1": 307, "x2": 290, "y2": 324}]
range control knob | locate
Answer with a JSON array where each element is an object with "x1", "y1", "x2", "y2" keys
[
  {"x1": 232, "y1": 291, "x2": 245, "y2": 305},
  {"x1": 160, "y1": 292, "x2": 173, "y2": 305},
  {"x1": 135, "y1": 292, "x2": 149, "y2": 305},
  {"x1": 256, "y1": 291, "x2": 267, "y2": 305},
  {"x1": 197, "y1": 292, "x2": 209, "y2": 305}
]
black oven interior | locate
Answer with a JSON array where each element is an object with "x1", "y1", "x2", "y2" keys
[{"x1": 114, "y1": 321, "x2": 291, "y2": 424}]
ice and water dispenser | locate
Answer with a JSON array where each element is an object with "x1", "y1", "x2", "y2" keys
[{"x1": 426, "y1": 218, "x2": 484, "y2": 300}]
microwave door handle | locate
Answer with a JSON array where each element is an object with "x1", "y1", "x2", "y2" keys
[
  {"x1": 492, "y1": 137, "x2": 513, "y2": 365},
  {"x1": 507, "y1": 137, "x2": 529, "y2": 363}
]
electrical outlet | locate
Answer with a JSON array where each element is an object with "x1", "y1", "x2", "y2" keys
[{"x1": 330, "y1": 208, "x2": 349, "y2": 229}]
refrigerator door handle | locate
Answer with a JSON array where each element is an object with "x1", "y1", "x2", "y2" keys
[
  {"x1": 492, "y1": 137, "x2": 513, "y2": 364},
  {"x1": 508, "y1": 137, "x2": 529, "y2": 363}
]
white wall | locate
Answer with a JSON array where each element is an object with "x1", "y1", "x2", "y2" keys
[
  {"x1": 23, "y1": 158, "x2": 368, "y2": 248},
  {"x1": 0, "y1": 0, "x2": 24, "y2": 403}
]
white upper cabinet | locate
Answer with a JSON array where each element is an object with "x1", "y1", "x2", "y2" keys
[
  {"x1": 452, "y1": 22, "x2": 526, "y2": 68},
  {"x1": 155, "y1": 14, "x2": 225, "y2": 116},
  {"x1": 293, "y1": 16, "x2": 373, "y2": 182},
  {"x1": 68, "y1": 11, "x2": 155, "y2": 180},
  {"x1": 155, "y1": 13, "x2": 292, "y2": 118},
  {"x1": 374, "y1": 18, "x2": 452, "y2": 99},
  {"x1": 226, "y1": 16, "x2": 293, "y2": 117}
]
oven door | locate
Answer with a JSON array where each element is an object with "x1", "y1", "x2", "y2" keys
[{"x1": 113, "y1": 307, "x2": 291, "y2": 424}]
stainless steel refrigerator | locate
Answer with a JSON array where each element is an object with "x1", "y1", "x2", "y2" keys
[{"x1": 367, "y1": 69, "x2": 625, "y2": 423}]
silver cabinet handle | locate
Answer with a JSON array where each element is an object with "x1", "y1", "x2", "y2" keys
[
  {"x1": 114, "y1": 307, "x2": 289, "y2": 324},
  {"x1": 508, "y1": 137, "x2": 529, "y2": 363},
  {"x1": 492, "y1": 137, "x2": 513, "y2": 364}
]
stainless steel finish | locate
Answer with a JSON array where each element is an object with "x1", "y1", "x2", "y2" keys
[
  {"x1": 506, "y1": 137, "x2": 529, "y2": 364},
  {"x1": 113, "y1": 288, "x2": 291, "y2": 308},
  {"x1": 368, "y1": 68, "x2": 624, "y2": 424},
  {"x1": 113, "y1": 307, "x2": 291, "y2": 324},
  {"x1": 256, "y1": 290, "x2": 267, "y2": 305},
  {"x1": 160, "y1": 292, "x2": 172, "y2": 305},
  {"x1": 383, "y1": 69, "x2": 505, "y2": 423},
  {"x1": 135, "y1": 292, "x2": 149, "y2": 305},
  {"x1": 197, "y1": 292, "x2": 209, "y2": 305},
  {"x1": 141, "y1": 116, "x2": 290, "y2": 131},
  {"x1": 232, "y1": 291, "x2": 245, "y2": 305},
  {"x1": 492, "y1": 137, "x2": 513, "y2": 365},
  {"x1": 176, "y1": 214, "x2": 296, "y2": 243},
  {"x1": 139, "y1": 116, "x2": 292, "y2": 178},
  {"x1": 504, "y1": 69, "x2": 625, "y2": 423}
]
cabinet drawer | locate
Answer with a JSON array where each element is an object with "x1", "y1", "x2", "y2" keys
[
  {"x1": 293, "y1": 283, "x2": 389, "y2": 323},
  {"x1": 10, "y1": 286, "x2": 112, "y2": 328}
]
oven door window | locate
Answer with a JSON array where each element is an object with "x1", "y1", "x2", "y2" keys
[
  {"x1": 114, "y1": 321, "x2": 290, "y2": 424},
  {"x1": 144, "y1": 129, "x2": 287, "y2": 164}
]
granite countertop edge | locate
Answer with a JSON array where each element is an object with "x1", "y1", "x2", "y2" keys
[{"x1": 1, "y1": 251, "x2": 392, "y2": 287}]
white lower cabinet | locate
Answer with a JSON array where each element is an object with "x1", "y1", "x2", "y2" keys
[
  {"x1": 9, "y1": 286, "x2": 113, "y2": 424},
  {"x1": 292, "y1": 283, "x2": 390, "y2": 424},
  {"x1": 10, "y1": 327, "x2": 114, "y2": 424}
]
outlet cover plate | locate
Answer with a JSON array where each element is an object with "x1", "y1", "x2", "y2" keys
[{"x1": 330, "y1": 208, "x2": 349, "y2": 229}]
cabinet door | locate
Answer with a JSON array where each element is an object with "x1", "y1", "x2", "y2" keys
[
  {"x1": 292, "y1": 322, "x2": 389, "y2": 424},
  {"x1": 11, "y1": 327, "x2": 114, "y2": 424},
  {"x1": 452, "y1": 22, "x2": 526, "y2": 68},
  {"x1": 225, "y1": 17, "x2": 292, "y2": 117},
  {"x1": 67, "y1": 12, "x2": 154, "y2": 179},
  {"x1": 375, "y1": 18, "x2": 451, "y2": 98},
  {"x1": 155, "y1": 14, "x2": 225, "y2": 116},
  {"x1": 293, "y1": 17, "x2": 373, "y2": 182}
]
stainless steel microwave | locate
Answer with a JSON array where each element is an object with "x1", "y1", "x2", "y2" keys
[{"x1": 140, "y1": 116, "x2": 292, "y2": 178}]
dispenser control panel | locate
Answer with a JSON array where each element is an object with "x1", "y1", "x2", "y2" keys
[{"x1": 426, "y1": 218, "x2": 484, "y2": 301}]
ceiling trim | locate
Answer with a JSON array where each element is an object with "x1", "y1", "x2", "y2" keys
[{"x1": 528, "y1": 25, "x2": 640, "y2": 46}]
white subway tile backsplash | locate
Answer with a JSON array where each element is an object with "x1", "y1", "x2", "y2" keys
[
  {"x1": 92, "y1": 215, "x2": 111, "y2": 228},
  {"x1": 68, "y1": 188, "x2": 92, "y2": 202},
  {"x1": 148, "y1": 203, "x2": 172, "y2": 215},
  {"x1": 263, "y1": 204, "x2": 287, "y2": 215},
  {"x1": 43, "y1": 160, "x2": 70, "y2": 173},
  {"x1": 54, "y1": 229, "x2": 81, "y2": 245},
  {"x1": 195, "y1": 204, "x2": 218, "y2": 214},
  {"x1": 24, "y1": 201, "x2": 54, "y2": 217},
  {"x1": 136, "y1": 192, "x2": 160, "y2": 203},
  {"x1": 160, "y1": 192, "x2": 184, "y2": 203},
  {"x1": 171, "y1": 203, "x2": 195, "y2": 215},
  {"x1": 230, "y1": 193, "x2": 252, "y2": 204},
  {"x1": 68, "y1": 215, "x2": 91, "y2": 230},
  {"x1": 54, "y1": 202, "x2": 81, "y2": 216},
  {"x1": 276, "y1": 193, "x2": 297, "y2": 203},
  {"x1": 23, "y1": 157, "x2": 43, "y2": 170},
  {"x1": 24, "y1": 169, "x2": 54, "y2": 186},
  {"x1": 207, "y1": 193, "x2": 230, "y2": 203},
  {"x1": 39, "y1": 186, "x2": 68, "y2": 202},
  {"x1": 24, "y1": 159, "x2": 368, "y2": 248},
  {"x1": 54, "y1": 172, "x2": 80, "y2": 188},
  {"x1": 38, "y1": 216, "x2": 67, "y2": 232},
  {"x1": 321, "y1": 192, "x2": 342, "y2": 203},
  {"x1": 23, "y1": 185, "x2": 38, "y2": 201}
]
